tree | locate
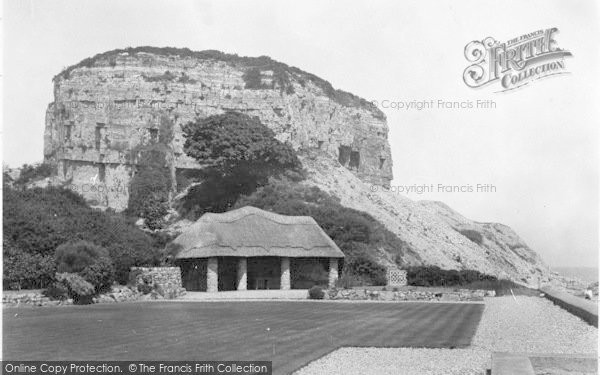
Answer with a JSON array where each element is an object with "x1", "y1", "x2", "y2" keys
[{"x1": 179, "y1": 112, "x2": 303, "y2": 217}]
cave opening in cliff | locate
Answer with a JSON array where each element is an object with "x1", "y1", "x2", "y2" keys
[
  {"x1": 64, "y1": 122, "x2": 73, "y2": 142},
  {"x1": 349, "y1": 151, "x2": 360, "y2": 170},
  {"x1": 379, "y1": 158, "x2": 385, "y2": 169},
  {"x1": 338, "y1": 145, "x2": 351, "y2": 166}
]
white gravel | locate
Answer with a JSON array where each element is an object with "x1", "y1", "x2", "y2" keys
[{"x1": 294, "y1": 296, "x2": 598, "y2": 375}]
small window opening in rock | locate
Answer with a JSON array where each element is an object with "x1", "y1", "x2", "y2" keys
[
  {"x1": 62, "y1": 161, "x2": 68, "y2": 178},
  {"x1": 95, "y1": 123, "x2": 105, "y2": 151},
  {"x1": 98, "y1": 164, "x2": 106, "y2": 183},
  {"x1": 349, "y1": 151, "x2": 360, "y2": 170},
  {"x1": 338, "y1": 145, "x2": 351, "y2": 166},
  {"x1": 64, "y1": 124, "x2": 72, "y2": 142},
  {"x1": 149, "y1": 128, "x2": 158, "y2": 143},
  {"x1": 318, "y1": 140, "x2": 324, "y2": 149},
  {"x1": 379, "y1": 158, "x2": 385, "y2": 169}
]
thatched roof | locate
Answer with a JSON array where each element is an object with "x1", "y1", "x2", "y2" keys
[{"x1": 173, "y1": 206, "x2": 345, "y2": 259}]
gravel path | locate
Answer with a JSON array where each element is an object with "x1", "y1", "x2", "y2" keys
[{"x1": 294, "y1": 296, "x2": 598, "y2": 375}]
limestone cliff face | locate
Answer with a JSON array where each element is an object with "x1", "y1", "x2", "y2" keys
[{"x1": 44, "y1": 48, "x2": 392, "y2": 210}]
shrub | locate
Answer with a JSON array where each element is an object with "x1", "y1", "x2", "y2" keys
[
  {"x1": 79, "y1": 257, "x2": 115, "y2": 293},
  {"x1": 137, "y1": 284, "x2": 153, "y2": 295},
  {"x1": 308, "y1": 285, "x2": 325, "y2": 300},
  {"x1": 55, "y1": 241, "x2": 115, "y2": 292},
  {"x1": 55, "y1": 241, "x2": 110, "y2": 273},
  {"x1": 56, "y1": 272, "x2": 95, "y2": 304},
  {"x1": 3, "y1": 242, "x2": 55, "y2": 290},
  {"x1": 343, "y1": 253, "x2": 387, "y2": 286},
  {"x1": 335, "y1": 272, "x2": 363, "y2": 289},
  {"x1": 14, "y1": 163, "x2": 56, "y2": 187},
  {"x1": 43, "y1": 281, "x2": 69, "y2": 300},
  {"x1": 406, "y1": 266, "x2": 498, "y2": 287}
]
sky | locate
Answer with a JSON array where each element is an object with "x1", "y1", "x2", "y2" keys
[{"x1": 2, "y1": 0, "x2": 599, "y2": 268}]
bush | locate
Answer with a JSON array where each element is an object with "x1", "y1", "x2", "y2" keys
[
  {"x1": 55, "y1": 241, "x2": 115, "y2": 292},
  {"x1": 56, "y1": 272, "x2": 95, "y2": 304},
  {"x1": 335, "y1": 272, "x2": 363, "y2": 289},
  {"x1": 14, "y1": 163, "x2": 56, "y2": 187},
  {"x1": 406, "y1": 266, "x2": 498, "y2": 287},
  {"x1": 137, "y1": 284, "x2": 153, "y2": 294},
  {"x1": 3, "y1": 185, "x2": 162, "y2": 288},
  {"x1": 43, "y1": 281, "x2": 69, "y2": 300},
  {"x1": 79, "y1": 257, "x2": 115, "y2": 293},
  {"x1": 308, "y1": 285, "x2": 325, "y2": 300},
  {"x1": 55, "y1": 241, "x2": 109, "y2": 273},
  {"x1": 3, "y1": 242, "x2": 55, "y2": 290},
  {"x1": 343, "y1": 253, "x2": 387, "y2": 286}
]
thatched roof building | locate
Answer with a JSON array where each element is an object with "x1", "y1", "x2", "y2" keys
[
  {"x1": 172, "y1": 206, "x2": 344, "y2": 292},
  {"x1": 173, "y1": 206, "x2": 345, "y2": 259}
]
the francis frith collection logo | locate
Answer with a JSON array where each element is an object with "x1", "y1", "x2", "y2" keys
[{"x1": 463, "y1": 28, "x2": 572, "y2": 92}]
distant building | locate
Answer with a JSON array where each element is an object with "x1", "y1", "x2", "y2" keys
[{"x1": 171, "y1": 206, "x2": 345, "y2": 292}]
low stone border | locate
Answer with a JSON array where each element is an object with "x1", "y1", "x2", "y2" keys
[
  {"x1": 3, "y1": 284, "x2": 181, "y2": 307},
  {"x1": 540, "y1": 287, "x2": 598, "y2": 327},
  {"x1": 326, "y1": 288, "x2": 494, "y2": 301},
  {"x1": 3, "y1": 291, "x2": 72, "y2": 307}
]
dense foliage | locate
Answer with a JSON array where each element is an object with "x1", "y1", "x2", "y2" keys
[
  {"x1": 308, "y1": 285, "x2": 325, "y2": 300},
  {"x1": 3, "y1": 185, "x2": 162, "y2": 288},
  {"x1": 3, "y1": 240, "x2": 55, "y2": 290},
  {"x1": 7, "y1": 163, "x2": 56, "y2": 188},
  {"x1": 235, "y1": 178, "x2": 417, "y2": 285},
  {"x1": 127, "y1": 116, "x2": 174, "y2": 230},
  {"x1": 54, "y1": 46, "x2": 384, "y2": 119},
  {"x1": 405, "y1": 266, "x2": 498, "y2": 287},
  {"x1": 55, "y1": 272, "x2": 95, "y2": 304},
  {"x1": 55, "y1": 241, "x2": 115, "y2": 292},
  {"x1": 179, "y1": 112, "x2": 304, "y2": 218}
]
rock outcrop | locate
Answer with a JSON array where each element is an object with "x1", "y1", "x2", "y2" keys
[
  {"x1": 44, "y1": 47, "x2": 392, "y2": 210},
  {"x1": 43, "y1": 47, "x2": 551, "y2": 283}
]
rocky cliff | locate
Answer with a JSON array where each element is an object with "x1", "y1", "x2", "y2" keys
[
  {"x1": 44, "y1": 47, "x2": 392, "y2": 210},
  {"x1": 44, "y1": 47, "x2": 550, "y2": 283}
]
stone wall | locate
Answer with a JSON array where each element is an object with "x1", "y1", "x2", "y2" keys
[
  {"x1": 326, "y1": 288, "x2": 494, "y2": 302},
  {"x1": 130, "y1": 266, "x2": 186, "y2": 299},
  {"x1": 44, "y1": 50, "x2": 393, "y2": 210},
  {"x1": 541, "y1": 287, "x2": 598, "y2": 327}
]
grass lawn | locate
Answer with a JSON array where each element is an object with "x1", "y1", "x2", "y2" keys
[{"x1": 4, "y1": 301, "x2": 484, "y2": 374}]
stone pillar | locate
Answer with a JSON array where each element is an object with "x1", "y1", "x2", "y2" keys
[
  {"x1": 328, "y1": 258, "x2": 339, "y2": 288},
  {"x1": 207, "y1": 257, "x2": 218, "y2": 293},
  {"x1": 237, "y1": 257, "x2": 247, "y2": 291},
  {"x1": 280, "y1": 257, "x2": 291, "y2": 290}
]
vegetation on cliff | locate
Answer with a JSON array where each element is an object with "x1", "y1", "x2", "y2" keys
[
  {"x1": 53, "y1": 46, "x2": 384, "y2": 119},
  {"x1": 178, "y1": 111, "x2": 304, "y2": 217}
]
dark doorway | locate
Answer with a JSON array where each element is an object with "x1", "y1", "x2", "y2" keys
[
  {"x1": 179, "y1": 259, "x2": 207, "y2": 291},
  {"x1": 291, "y1": 258, "x2": 329, "y2": 289},
  {"x1": 218, "y1": 257, "x2": 238, "y2": 291},
  {"x1": 248, "y1": 257, "x2": 281, "y2": 290}
]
